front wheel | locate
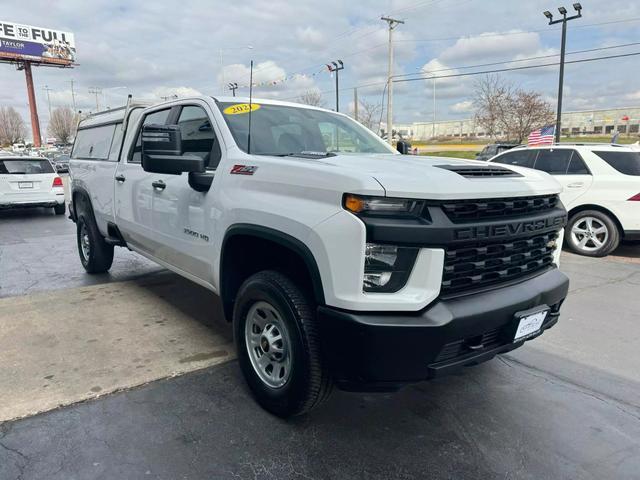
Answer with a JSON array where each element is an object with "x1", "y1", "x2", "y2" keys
[
  {"x1": 233, "y1": 270, "x2": 332, "y2": 417},
  {"x1": 565, "y1": 210, "x2": 620, "y2": 257}
]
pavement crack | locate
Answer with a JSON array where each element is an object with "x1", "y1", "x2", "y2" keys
[
  {"x1": 501, "y1": 355, "x2": 640, "y2": 422},
  {"x1": 568, "y1": 270, "x2": 640, "y2": 295},
  {"x1": 0, "y1": 438, "x2": 29, "y2": 480}
]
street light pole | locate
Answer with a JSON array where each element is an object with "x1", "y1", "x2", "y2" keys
[
  {"x1": 43, "y1": 85, "x2": 52, "y2": 117},
  {"x1": 228, "y1": 82, "x2": 238, "y2": 97},
  {"x1": 381, "y1": 16, "x2": 404, "y2": 144},
  {"x1": 544, "y1": 3, "x2": 582, "y2": 143}
]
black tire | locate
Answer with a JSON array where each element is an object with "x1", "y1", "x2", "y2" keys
[
  {"x1": 565, "y1": 210, "x2": 620, "y2": 257},
  {"x1": 233, "y1": 270, "x2": 332, "y2": 417},
  {"x1": 76, "y1": 209, "x2": 114, "y2": 273},
  {"x1": 54, "y1": 203, "x2": 66, "y2": 215}
]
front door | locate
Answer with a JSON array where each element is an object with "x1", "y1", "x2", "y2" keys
[{"x1": 150, "y1": 103, "x2": 221, "y2": 285}]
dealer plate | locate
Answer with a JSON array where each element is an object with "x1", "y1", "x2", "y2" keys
[
  {"x1": 514, "y1": 308, "x2": 548, "y2": 341},
  {"x1": 18, "y1": 182, "x2": 33, "y2": 189}
]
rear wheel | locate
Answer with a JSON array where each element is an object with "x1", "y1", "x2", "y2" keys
[
  {"x1": 76, "y1": 209, "x2": 114, "y2": 273},
  {"x1": 54, "y1": 203, "x2": 66, "y2": 215},
  {"x1": 233, "y1": 270, "x2": 332, "y2": 417},
  {"x1": 565, "y1": 210, "x2": 620, "y2": 257}
]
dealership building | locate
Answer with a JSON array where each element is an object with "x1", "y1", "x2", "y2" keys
[{"x1": 394, "y1": 106, "x2": 640, "y2": 140}]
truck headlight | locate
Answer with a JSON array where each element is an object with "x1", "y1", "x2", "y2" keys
[
  {"x1": 363, "y1": 243, "x2": 418, "y2": 293},
  {"x1": 343, "y1": 194, "x2": 425, "y2": 218}
]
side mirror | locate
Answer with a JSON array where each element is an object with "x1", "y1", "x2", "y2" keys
[
  {"x1": 396, "y1": 139, "x2": 412, "y2": 155},
  {"x1": 142, "y1": 124, "x2": 205, "y2": 175}
]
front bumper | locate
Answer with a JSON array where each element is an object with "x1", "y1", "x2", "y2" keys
[{"x1": 318, "y1": 267, "x2": 569, "y2": 391}]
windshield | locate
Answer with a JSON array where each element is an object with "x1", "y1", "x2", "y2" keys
[
  {"x1": 218, "y1": 101, "x2": 394, "y2": 156},
  {"x1": 0, "y1": 159, "x2": 54, "y2": 174}
]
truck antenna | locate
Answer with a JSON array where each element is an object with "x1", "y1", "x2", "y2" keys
[{"x1": 247, "y1": 60, "x2": 253, "y2": 154}]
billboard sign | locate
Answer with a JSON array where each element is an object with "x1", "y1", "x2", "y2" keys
[{"x1": 0, "y1": 21, "x2": 75, "y2": 65}]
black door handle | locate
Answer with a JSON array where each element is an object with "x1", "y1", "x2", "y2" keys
[
  {"x1": 152, "y1": 180, "x2": 166, "y2": 191},
  {"x1": 115, "y1": 174, "x2": 126, "y2": 183}
]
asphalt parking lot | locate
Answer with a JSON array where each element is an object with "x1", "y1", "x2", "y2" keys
[{"x1": 1, "y1": 206, "x2": 640, "y2": 479}]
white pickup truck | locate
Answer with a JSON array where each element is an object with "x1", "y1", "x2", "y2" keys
[{"x1": 69, "y1": 96, "x2": 569, "y2": 416}]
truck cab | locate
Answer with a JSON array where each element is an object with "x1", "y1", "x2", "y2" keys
[{"x1": 69, "y1": 96, "x2": 569, "y2": 417}]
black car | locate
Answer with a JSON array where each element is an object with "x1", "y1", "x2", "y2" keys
[
  {"x1": 53, "y1": 154, "x2": 70, "y2": 173},
  {"x1": 475, "y1": 143, "x2": 520, "y2": 161}
]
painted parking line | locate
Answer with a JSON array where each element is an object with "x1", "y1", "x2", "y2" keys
[{"x1": 0, "y1": 277, "x2": 235, "y2": 422}]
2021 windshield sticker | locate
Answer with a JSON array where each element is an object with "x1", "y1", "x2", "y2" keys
[{"x1": 222, "y1": 103, "x2": 261, "y2": 115}]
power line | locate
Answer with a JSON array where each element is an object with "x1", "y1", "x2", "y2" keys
[
  {"x1": 280, "y1": 50, "x2": 640, "y2": 101},
  {"x1": 394, "y1": 41, "x2": 640, "y2": 80},
  {"x1": 393, "y1": 51, "x2": 640, "y2": 84},
  {"x1": 234, "y1": 15, "x2": 640, "y2": 90}
]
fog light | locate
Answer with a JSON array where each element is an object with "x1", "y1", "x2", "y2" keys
[{"x1": 363, "y1": 243, "x2": 418, "y2": 293}]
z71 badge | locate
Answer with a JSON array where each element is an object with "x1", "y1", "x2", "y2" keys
[{"x1": 230, "y1": 165, "x2": 258, "y2": 175}]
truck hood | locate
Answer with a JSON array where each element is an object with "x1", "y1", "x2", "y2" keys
[{"x1": 316, "y1": 153, "x2": 562, "y2": 199}]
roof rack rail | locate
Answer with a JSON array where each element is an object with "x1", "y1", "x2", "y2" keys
[{"x1": 551, "y1": 142, "x2": 627, "y2": 147}]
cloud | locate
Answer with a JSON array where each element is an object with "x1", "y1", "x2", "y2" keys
[
  {"x1": 440, "y1": 31, "x2": 542, "y2": 63},
  {"x1": 450, "y1": 100, "x2": 474, "y2": 114}
]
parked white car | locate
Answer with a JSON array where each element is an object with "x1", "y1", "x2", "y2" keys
[
  {"x1": 490, "y1": 144, "x2": 640, "y2": 256},
  {"x1": 0, "y1": 156, "x2": 66, "y2": 215}
]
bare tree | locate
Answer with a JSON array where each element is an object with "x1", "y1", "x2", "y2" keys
[
  {"x1": 508, "y1": 90, "x2": 555, "y2": 143},
  {"x1": 473, "y1": 75, "x2": 554, "y2": 143},
  {"x1": 0, "y1": 106, "x2": 27, "y2": 146},
  {"x1": 356, "y1": 99, "x2": 382, "y2": 131},
  {"x1": 47, "y1": 107, "x2": 79, "y2": 144},
  {"x1": 297, "y1": 90, "x2": 324, "y2": 107}
]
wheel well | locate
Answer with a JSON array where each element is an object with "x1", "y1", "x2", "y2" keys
[
  {"x1": 567, "y1": 204, "x2": 624, "y2": 236},
  {"x1": 220, "y1": 231, "x2": 324, "y2": 322},
  {"x1": 72, "y1": 189, "x2": 93, "y2": 218}
]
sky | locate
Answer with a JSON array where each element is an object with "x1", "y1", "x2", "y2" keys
[{"x1": 1, "y1": 0, "x2": 639, "y2": 140}]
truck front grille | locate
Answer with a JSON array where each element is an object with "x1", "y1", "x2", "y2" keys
[
  {"x1": 441, "y1": 231, "x2": 558, "y2": 296},
  {"x1": 440, "y1": 194, "x2": 559, "y2": 223}
]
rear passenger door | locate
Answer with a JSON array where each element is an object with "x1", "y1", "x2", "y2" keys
[
  {"x1": 150, "y1": 102, "x2": 222, "y2": 285},
  {"x1": 533, "y1": 149, "x2": 593, "y2": 208},
  {"x1": 114, "y1": 107, "x2": 171, "y2": 253}
]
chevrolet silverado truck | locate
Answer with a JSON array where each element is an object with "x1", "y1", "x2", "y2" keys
[{"x1": 68, "y1": 96, "x2": 569, "y2": 417}]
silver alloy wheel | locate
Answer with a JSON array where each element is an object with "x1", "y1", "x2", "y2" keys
[
  {"x1": 244, "y1": 301, "x2": 292, "y2": 389},
  {"x1": 80, "y1": 222, "x2": 91, "y2": 261},
  {"x1": 570, "y1": 216, "x2": 609, "y2": 252}
]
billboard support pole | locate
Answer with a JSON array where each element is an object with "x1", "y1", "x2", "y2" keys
[{"x1": 23, "y1": 61, "x2": 42, "y2": 147}]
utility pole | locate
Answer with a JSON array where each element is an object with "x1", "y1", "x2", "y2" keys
[
  {"x1": 43, "y1": 85, "x2": 53, "y2": 117},
  {"x1": 228, "y1": 82, "x2": 238, "y2": 96},
  {"x1": 69, "y1": 79, "x2": 77, "y2": 111},
  {"x1": 353, "y1": 87, "x2": 359, "y2": 121},
  {"x1": 544, "y1": 4, "x2": 582, "y2": 142},
  {"x1": 381, "y1": 16, "x2": 404, "y2": 144},
  {"x1": 432, "y1": 77, "x2": 436, "y2": 139},
  {"x1": 88, "y1": 87, "x2": 102, "y2": 111},
  {"x1": 327, "y1": 60, "x2": 344, "y2": 112}
]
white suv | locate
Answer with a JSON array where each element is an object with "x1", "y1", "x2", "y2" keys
[
  {"x1": 0, "y1": 156, "x2": 66, "y2": 215},
  {"x1": 490, "y1": 144, "x2": 640, "y2": 257}
]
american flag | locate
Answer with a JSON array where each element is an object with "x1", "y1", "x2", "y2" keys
[{"x1": 528, "y1": 125, "x2": 555, "y2": 146}]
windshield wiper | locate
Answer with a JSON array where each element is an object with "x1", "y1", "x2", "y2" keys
[{"x1": 258, "y1": 151, "x2": 337, "y2": 158}]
